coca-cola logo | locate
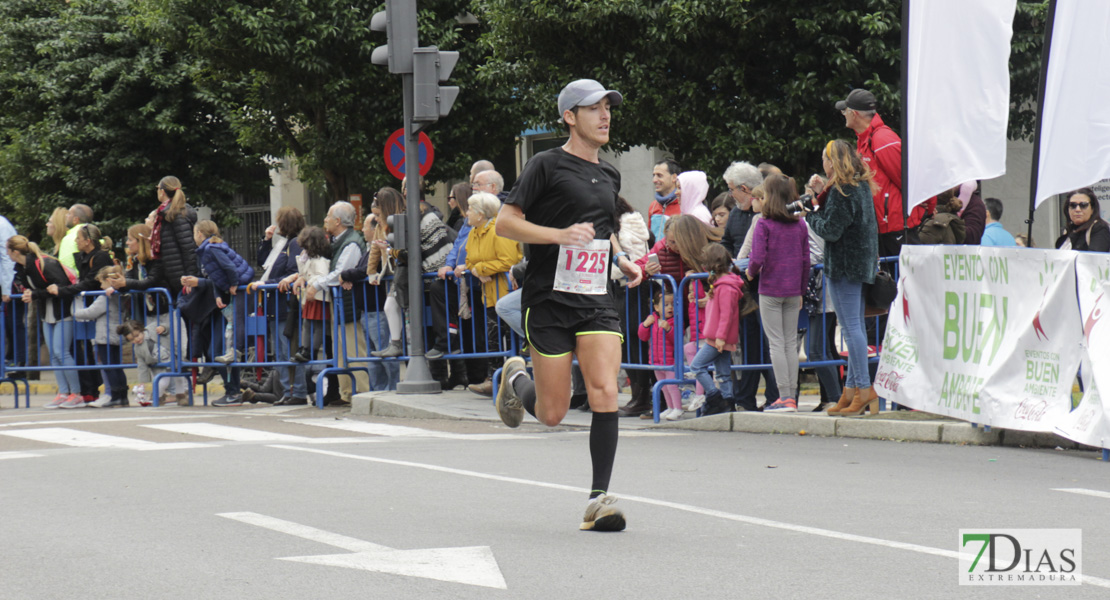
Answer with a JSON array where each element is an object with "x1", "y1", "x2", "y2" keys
[
  {"x1": 1014, "y1": 399, "x2": 1049, "y2": 422},
  {"x1": 876, "y1": 369, "x2": 906, "y2": 392}
]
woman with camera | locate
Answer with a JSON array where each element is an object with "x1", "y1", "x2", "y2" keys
[{"x1": 806, "y1": 140, "x2": 880, "y2": 417}]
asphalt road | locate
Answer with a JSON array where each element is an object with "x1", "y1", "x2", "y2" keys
[{"x1": 1, "y1": 403, "x2": 1107, "y2": 599}]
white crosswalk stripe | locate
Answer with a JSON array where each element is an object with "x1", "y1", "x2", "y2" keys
[
  {"x1": 0, "y1": 428, "x2": 210, "y2": 451},
  {"x1": 0, "y1": 451, "x2": 41, "y2": 460},
  {"x1": 142, "y1": 423, "x2": 311, "y2": 442},
  {"x1": 285, "y1": 418, "x2": 532, "y2": 440}
]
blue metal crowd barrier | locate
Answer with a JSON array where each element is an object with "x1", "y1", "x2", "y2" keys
[
  {"x1": 0, "y1": 288, "x2": 176, "y2": 408},
  {"x1": 646, "y1": 256, "x2": 902, "y2": 423},
  {"x1": 330, "y1": 270, "x2": 519, "y2": 397}
]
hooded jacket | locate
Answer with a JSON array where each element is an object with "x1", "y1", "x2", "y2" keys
[
  {"x1": 701, "y1": 272, "x2": 743, "y2": 347},
  {"x1": 678, "y1": 171, "x2": 713, "y2": 226}
]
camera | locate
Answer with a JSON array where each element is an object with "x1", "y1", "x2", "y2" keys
[{"x1": 788, "y1": 193, "x2": 816, "y2": 213}]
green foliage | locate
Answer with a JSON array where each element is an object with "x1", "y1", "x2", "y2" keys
[
  {"x1": 133, "y1": 0, "x2": 523, "y2": 200},
  {"x1": 478, "y1": 0, "x2": 1046, "y2": 181},
  {"x1": 0, "y1": 0, "x2": 267, "y2": 245}
]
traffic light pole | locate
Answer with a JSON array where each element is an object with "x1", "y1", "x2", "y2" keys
[{"x1": 396, "y1": 72, "x2": 440, "y2": 394}]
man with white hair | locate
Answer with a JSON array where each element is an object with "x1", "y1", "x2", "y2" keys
[
  {"x1": 472, "y1": 169, "x2": 508, "y2": 203},
  {"x1": 720, "y1": 162, "x2": 763, "y2": 256},
  {"x1": 289, "y1": 201, "x2": 365, "y2": 405}
]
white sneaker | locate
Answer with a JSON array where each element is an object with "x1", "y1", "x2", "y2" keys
[
  {"x1": 687, "y1": 394, "x2": 706, "y2": 412},
  {"x1": 89, "y1": 396, "x2": 113, "y2": 408},
  {"x1": 664, "y1": 408, "x2": 683, "y2": 421}
]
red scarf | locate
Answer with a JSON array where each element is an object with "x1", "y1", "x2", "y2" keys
[{"x1": 151, "y1": 201, "x2": 169, "y2": 258}]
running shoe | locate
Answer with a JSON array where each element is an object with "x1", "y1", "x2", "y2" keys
[
  {"x1": 664, "y1": 408, "x2": 683, "y2": 421},
  {"x1": 59, "y1": 394, "x2": 86, "y2": 409},
  {"x1": 764, "y1": 398, "x2": 798, "y2": 413},
  {"x1": 44, "y1": 394, "x2": 67, "y2": 409},
  {"x1": 495, "y1": 356, "x2": 526, "y2": 428},
  {"x1": 580, "y1": 494, "x2": 626, "y2": 532}
]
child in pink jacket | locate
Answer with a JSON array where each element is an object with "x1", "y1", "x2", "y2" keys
[
  {"x1": 688, "y1": 243, "x2": 743, "y2": 415},
  {"x1": 639, "y1": 290, "x2": 682, "y2": 420}
]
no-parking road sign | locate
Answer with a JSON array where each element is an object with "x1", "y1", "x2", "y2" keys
[{"x1": 384, "y1": 128, "x2": 434, "y2": 180}]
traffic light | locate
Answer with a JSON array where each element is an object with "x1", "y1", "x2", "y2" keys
[
  {"x1": 412, "y1": 47, "x2": 460, "y2": 122},
  {"x1": 370, "y1": 0, "x2": 417, "y2": 74},
  {"x1": 386, "y1": 214, "x2": 406, "y2": 248}
]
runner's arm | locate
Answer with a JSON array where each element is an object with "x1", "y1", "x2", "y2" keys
[{"x1": 496, "y1": 203, "x2": 594, "y2": 246}]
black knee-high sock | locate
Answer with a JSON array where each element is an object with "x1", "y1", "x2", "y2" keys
[
  {"x1": 512, "y1": 373, "x2": 537, "y2": 418},
  {"x1": 589, "y1": 411, "x2": 619, "y2": 499}
]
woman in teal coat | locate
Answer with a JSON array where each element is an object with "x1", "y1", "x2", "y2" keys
[{"x1": 806, "y1": 140, "x2": 879, "y2": 417}]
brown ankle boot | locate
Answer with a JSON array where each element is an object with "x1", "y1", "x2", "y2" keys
[
  {"x1": 826, "y1": 387, "x2": 858, "y2": 416},
  {"x1": 839, "y1": 387, "x2": 879, "y2": 417}
]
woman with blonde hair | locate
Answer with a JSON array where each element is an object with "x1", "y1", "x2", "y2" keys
[
  {"x1": 46, "y1": 208, "x2": 69, "y2": 255},
  {"x1": 807, "y1": 140, "x2": 879, "y2": 417},
  {"x1": 463, "y1": 191, "x2": 523, "y2": 394}
]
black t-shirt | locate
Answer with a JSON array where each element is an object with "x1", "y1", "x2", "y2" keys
[{"x1": 506, "y1": 147, "x2": 621, "y2": 309}]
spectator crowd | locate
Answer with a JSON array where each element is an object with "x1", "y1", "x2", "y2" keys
[{"x1": 2, "y1": 86, "x2": 1102, "y2": 417}]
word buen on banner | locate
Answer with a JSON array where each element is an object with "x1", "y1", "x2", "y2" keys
[{"x1": 875, "y1": 246, "x2": 1082, "y2": 433}]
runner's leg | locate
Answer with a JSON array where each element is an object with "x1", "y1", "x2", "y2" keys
[
  {"x1": 576, "y1": 333, "x2": 622, "y2": 499},
  {"x1": 526, "y1": 351, "x2": 573, "y2": 426}
]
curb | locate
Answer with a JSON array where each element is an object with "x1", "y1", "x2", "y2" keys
[{"x1": 353, "y1": 392, "x2": 1102, "y2": 452}]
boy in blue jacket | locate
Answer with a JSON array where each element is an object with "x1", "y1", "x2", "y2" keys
[{"x1": 181, "y1": 220, "x2": 254, "y2": 406}]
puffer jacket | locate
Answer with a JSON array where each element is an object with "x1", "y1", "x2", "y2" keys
[
  {"x1": 196, "y1": 238, "x2": 254, "y2": 292},
  {"x1": 611, "y1": 211, "x2": 650, "y2": 281},
  {"x1": 635, "y1": 238, "x2": 686, "y2": 283},
  {"x1": 157, "y1": 204, "x2": 200, "y2": 295}
]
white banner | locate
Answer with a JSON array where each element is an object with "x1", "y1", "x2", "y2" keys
[
  {"x1": 876, "y1": 246, "x2": 1081, "y2": 431},
  {"x1": 1054, "y1": 253, "x2": 1110, "y2": 450},
  {"x1": 906, "y1": 0, "x2": 1016, "y2": 209},
  {"x1": 1034, "y1": 0, "x2": 1110, "y2": 207}
]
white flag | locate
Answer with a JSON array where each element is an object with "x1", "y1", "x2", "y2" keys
[
  {"x1": 906, "y1": 0, "x2": 1017, "y2": 209},
  {"x1": 1034, "y1": 1, "x2": 1110, "y2": 207}
]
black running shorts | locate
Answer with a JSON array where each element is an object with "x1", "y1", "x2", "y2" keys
[{"x1": 524, "y1": 299, "x2": 623, "y2": 358}]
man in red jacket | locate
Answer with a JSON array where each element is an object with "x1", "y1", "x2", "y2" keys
[{"x1": 836, "y1": 88, "x2": 932, "y2": 257}]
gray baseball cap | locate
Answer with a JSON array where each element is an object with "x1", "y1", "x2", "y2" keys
[{"x1": 557, "y1": 79, "x2": 623, "y2": 119}]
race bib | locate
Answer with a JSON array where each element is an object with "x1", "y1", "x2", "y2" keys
[{"x1": 554, "y1": 239, "x2": 609, "y2": 295}]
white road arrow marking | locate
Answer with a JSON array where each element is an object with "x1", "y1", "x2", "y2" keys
[{"x1": 217, "y1": 511, "x2": 507, "y2": 590}]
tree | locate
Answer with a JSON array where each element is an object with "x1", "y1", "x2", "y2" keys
[
  {"x1": 478, "y1": 0, "x2": 1047, "y2": 181},
  {"x1": 133, "y1": 0, "x2": 525, "y2": 201},
  {"x1": 0, "y1": 0, "x2": 267, "y2": 244}
]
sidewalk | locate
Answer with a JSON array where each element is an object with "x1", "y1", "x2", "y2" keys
[{"x1": 352, "y1": 390, "x2": 1102, "y2": 452}]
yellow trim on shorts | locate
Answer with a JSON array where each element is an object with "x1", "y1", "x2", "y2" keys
[
  {"x1": 525, "y1": 307, "x2": 572, "y2": 358},
  {"x1": 575, "y1": 331, "x2": 625, "y2": 342}
]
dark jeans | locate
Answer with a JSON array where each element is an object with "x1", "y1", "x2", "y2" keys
[
  {"x1": 95, "y1": 344, "x2": 127, "y2": 397},
  {"x1": 75, "y1": 339, "x2": 100, "y2": 397}
]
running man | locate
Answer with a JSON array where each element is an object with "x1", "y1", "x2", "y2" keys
[{"x1": 495, "y1": 79, "x2": 643, "y2": 532}]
